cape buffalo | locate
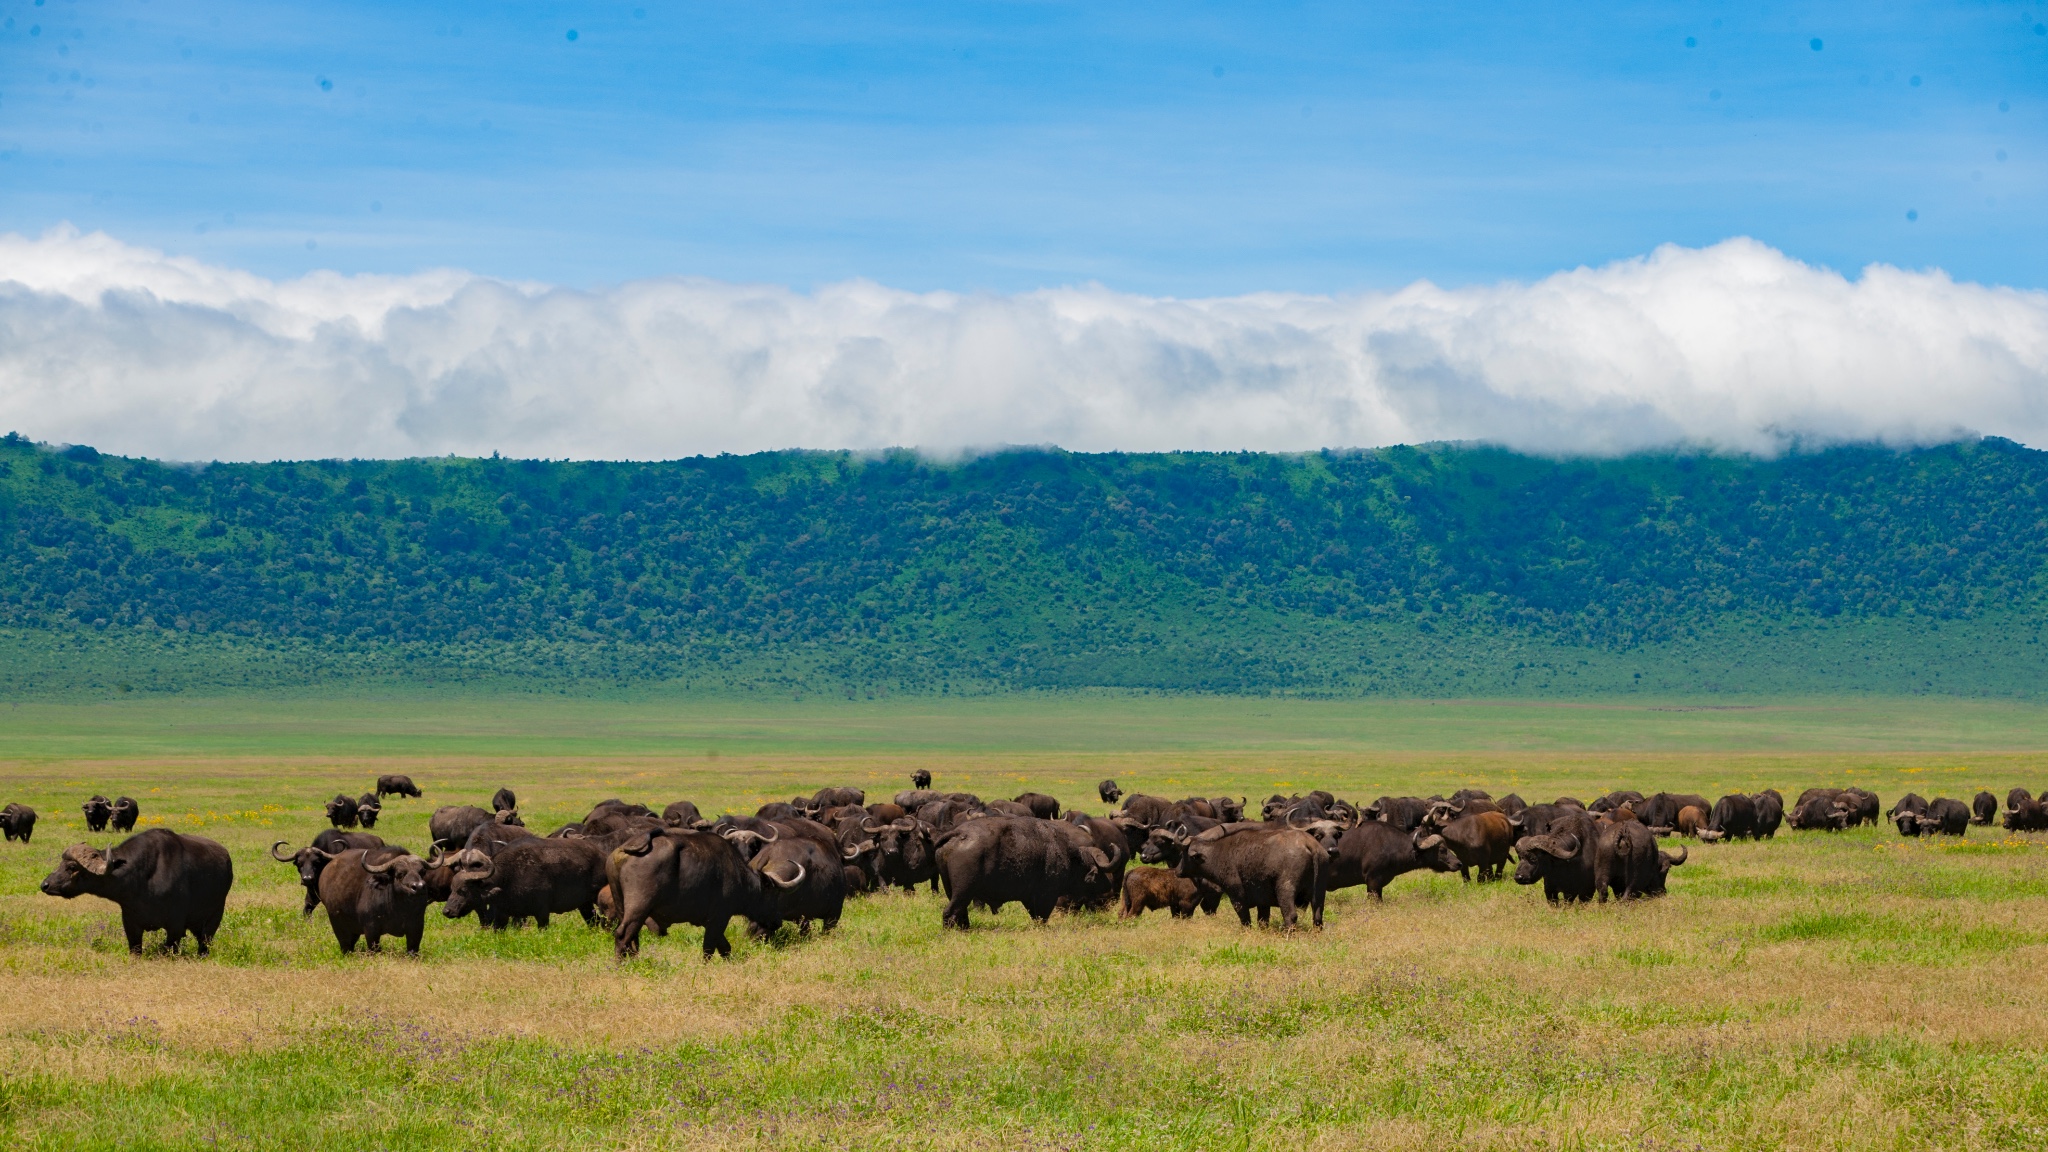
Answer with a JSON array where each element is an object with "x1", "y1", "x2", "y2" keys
[
  {"x1": 811, "y1": 787, "x2": 865, "y2": 810},
  {"x1": 1675, "y1": 806, "x2": 1710, "y2": 839},
  {"x1": 609, "y1": 829, "x2": 789, "y2": 958},
  {"x1": 1495, "y1": 794, "x2": 1528, "y2": 820},
  {"x1": 376, "y1": 774, "x2": 422, "y2": 799},
  {"x1": 1790, "y1": 793, "x2": 1852, "y2": 831},
  {"x1": 1365, "y1": 796, "x2": 1434, "y2": 832},
  {"x1": 325, "y1": 794, "x2": 360, "y2": 829},
  {"x1": 912, "y1": 769, "x2": 933, "y2": 789},
  {"x1": 1590, "y1": 790, "x2": 1645, "y2": 814},
  {"x1": 1, "y1": 803, "x2": 36, "y2": 843},
  {"x1": 662, "y1": 800, "x2": 705, "y2": 828},
  {"x1": 1120, "y1": 867, "x2": 1201, "y2": 919},
  {"x1": 1014, "y1": 792, "x2": 1061, "y2": 820},
  {"x1": 1891, "y1": 793, "x2": 1932, "y2": 836},
  {"x1": 272, "y1": 830, "x2": 386, "y2": 914},
  {"x1": 444, "y1": 836, "x2": 608, "y2": 929},
  {"x1": 1708, "y1": 794, "x2": 1759, "y2": 841},
  {"x1": 1594, "y1": 820, "x2": 1684, "y2": 900},
  {"x1": 41, "y1": 829, "x2": 233, "y2": 955},
  {"x1": 1752, "y1": 789, "x2": 1785, "y2": 838},
  {"x1": 1173, "y1": 825, "x2": 1325, "y2": 929},
  {"x1": 430, "y1": 805, "x2": 495, "y2": 850},
  {"x1": 491, "y1": 787, "x2": 517, "y2": 813},
  {"x1": 1973, "y1": 791, "x2": 1998, "y2": 826},
  {"x1": 1425, "y1": 811, "x2": 1515, "y2": 882},
  {"x1": 934, "y1": 817, "x2": 1113, "y2": 929},
  {"x1": 1324, "y1": 821, "x2": 1461, "y2": 900},
  {"x1": 1098, "y1": 779, "x2": 1122, "y2": 804},
  {"x1": 863, "y1": 817, "x2": 939, "y2": 893},
  {"x1": 2005, "y1": 794, "x2": 2048, "y2": 832},
  {"x1": 751, "y1": 837, "x2": 843, "y2": 933},
  {"x1": 1513, "y1": 808, "x2": 1599, "y2": 903},
  {"x1": 82, "y1": 795, "x2": 112, "y2": 833},
  {"x1": 319, "y1": 848, "x2": 431, "y2": 955},
  {"x1": 1510, "y1": 803, "x2": 1579, "y2": 839},
  {"x1": 109, "y1": 797, "x2": 139, "y2": 833},
  {"x1": 1916, "y1": 798, "x2": 1972, "y2": 836},
  {"x1": 354, "y1": 794, "x2": 381, "y2": 829}
]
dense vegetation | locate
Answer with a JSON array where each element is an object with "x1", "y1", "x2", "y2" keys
[{"x1": 1, "y1": 433, "x2": 2045, "y2": 696}]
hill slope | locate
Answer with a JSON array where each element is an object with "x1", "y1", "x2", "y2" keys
[{"x1": 1, "y1": 434, "x2": 2044, "y2": 696}]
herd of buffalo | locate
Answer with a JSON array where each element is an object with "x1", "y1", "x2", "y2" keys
[{"x1": 12, "y1": 770, "x2": 2040, "y2": 960}]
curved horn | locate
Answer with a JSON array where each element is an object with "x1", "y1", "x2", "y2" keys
[
  {"x1": 760, "y1": 862, "x2": 806, "y2": 889},
  {"x1": 1661, "y1": 845, "x2": 1689, "y2": 867},
  {"x1": 424, "y1": 847, "x2": 448, "y2": 867},
  {"x1": 723, "y1": 829, "x2": 767, "y2": 845},
  {"x1": 861, "y1": 820, "x2": 886, "y2": 833},
  {"x1": 270, "y1": 841, "x2": 298, "y2": 862},
  {"x1": 842, "y1": 842, "x2": 873, "y2": 859},
  {"x1": 1286, "y1": 809, "x2": 1313, "y2": 829},
  {"x1": 363, "y1": 854, "x2": 413, "y2": 874},
  {"x1": 1415, "y1": 833, "x2": 1444, "y2": 850},
  {"x1": 892, "y1": 817, "x2": 917, "y2": 832}
]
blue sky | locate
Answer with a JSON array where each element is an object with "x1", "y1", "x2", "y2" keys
[{"x1": 0, "y1": 0, "x2": 2042, "y2": 294}]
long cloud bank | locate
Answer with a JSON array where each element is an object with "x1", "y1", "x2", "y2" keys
[{"x1": 1, "y1": 225, "x2": 2045, "y2": 462}]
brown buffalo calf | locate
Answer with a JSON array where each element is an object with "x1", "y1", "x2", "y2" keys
[
  {"x1": 1675, "y1": 805, "x2": 1710, "y2": 838},
  {"x1": 1119, "y1": 866, "x2": 1201, "y2": 920}
]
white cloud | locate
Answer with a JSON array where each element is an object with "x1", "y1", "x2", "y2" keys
[{"x1": 1, "y1": 224, "x2": 2044, "y2": 461}]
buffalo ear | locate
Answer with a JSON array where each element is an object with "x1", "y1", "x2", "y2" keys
[{"x1": 104, "y1": 855, "x2": 128, "y2": 873}]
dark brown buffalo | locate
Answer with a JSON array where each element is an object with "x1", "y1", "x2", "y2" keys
[
  {"x1": 934, "y1": 817, "x2": 1114, "y2": 929},
  {"x1": 2009, "y1": 787, "x2": 2034, "y2": 811},
  {"x1": 1916, "y1": 798, "x2": 1972, "y2": 836},
  {"x1": 812, "y1": 787, "x2": 866, "y2": 810},
  {"x1": 609, "y1": 829, "x2": 790, "y2": 958},
  {"x1": 444, "y1": 836, "x2": 608, "y2": 929},
  {"x1": 1513, "y1": 807, "x2": 1599, "y2": 904},
  {"x1": 1323, "y1": 821, "x2": 1461, "y2": 900},
  {"x1": 463, "y1": 818, "x2": 538, "y2": 857},
  {"x1": 1594, "y1": 820, "x2": 1684, "y2": 900},
  {"x1": 376, "y1": 774, "x2": 422, "y2": 799},
  {"x1": 756, "y1": 801, "x2": 801, "y2": 820},
  {"x1": 490, "y1": 787, "x2": 517, "y2": 813},
  {"x1": 750, "y1": 837, "x2": 843, "y2": 933},
  {"x1": 585, "y1": 799, "x2": 656, "y2": 823},
  {"x1": 865, "y1": 817, "x2": 940, "y2": 893},
  {"x1": 1119, "y1": 867, "x2": 1201, "y2": 919},
  {"x1": 1014, "y1": 792, "x2": 1061, "y2": 820},
  {"x1": 1973, "y1": 791, "x2": 1999, "y2": 826},
  {"x1": 912, "y1": 769, "x2": 933, "y2": 789},
  {"x1": 40, "y1": 829, "x2": 233, "y2": 954},
  {"x1": 108, "y1": 797, "x2": 139, "y2": 833},
  {"x1": 352, "y1": 793, "x2": 381, "y2": 828},
  {"x1": 325, "y1": 793, "x2": 360, "y2": 829},
  {"x1": 1, "y1": 803, "x2": 36, "y2": 843},
  {"x1": 864, "y1": 802, "x2": 908, "y2": 823},
  {"x1": 1752, "y1": 789, "x2": 1784, "y2": 838},
  {"x1": 894, "y1": 789, "x2": 940, "y2": 810},
  {"x1": 1708, "y1": 794, "x2": 1759, "y2": 841},
  {"x1": 1790, "y1": 793, "x2": 1852, "y2": 831},
  {"x1": 429, "y1": 805, "x2": 495, "y2": 850},
  {"x1": 662, "y1": 800, "x2": 705, "y2": 828},
  {"x1": 985, "y1": 800, "x2": 1036, "y2": 818},
  {"x1": 2005, "y1": 794, "x2": 2048, "y2": 832},
  {"x1": 1116, "y1": 794, "x2": 1177, "y2": 827},
  {"x1": 1060, "y1": 813, "x2": 1130, "y2": 907},
  {"x1": 1495, "y1": 794, "x2": 1528, "y2": 820},
  {"x1": 1510, "y1": 803, "x2": 1579, "y2": 839},
  {"x1": 1590, "y1": 790, "x2": 1645, "y2": 814},
  {"x1": 82, "y1": 795, "x2": 113, "y2": 833},
  {"x1": 1173, "y1": 825, "x2": 1325, "y2": 929},
  {"x1": 1365, "y1": 796, "x2": 1434, "y2": 832},
  {"x1": 1098, "y1": 779, "x2": 1122, "y2": 804},
  {"x1": 1423, "y1": 811, "x2": 1515, "y2": 882},
  {"x1": 1635, "y1": 793, "x2": 1710, "y2": 831},
  {"x1": 270, "y1": 830, "x2": 387, "y2": 914},
  {"x1": 318, "y1": 848, "x2": 431, "y2": 954},
  {"x1": 1890, "y1": 793, "x2": 1932, "y2": 836}
]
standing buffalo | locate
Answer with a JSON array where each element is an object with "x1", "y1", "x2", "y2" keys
[
  {"x1": 1708, "y1": 794, "x2": 1758, "y2": 841},
  {"x1": 1790, "y1": 793, "x2": 1852, "y2": 831},
  {"x1": 662, "y1": 800, "x2": 705, "y2": 828},
  {"x1": 1, "y1": 803, "x2": 36, "y2": 843},
  {"x1": 272, "y1": 831, "x2": 386, "y2": 914},
  {"x1": 82, "y1": 796, "x2": 113, "y2": 833},
  {"x1": 376, "y1": 775, "x2": 423, "y2": 799},
  {"x1": 1098, "y1": 780, "x2": 1122, "y2": 804},
  {"x1": 444, "y1": 836, "x2": 608, "y2": 929},
  {"x1": 491, "y1": 788, "x2": 518, "y2": 813},
  {"x1": 1173, "y1": 825, "x2": 1325, "y2": 929},
  {"x1": 354, "y1": 794, "x2": 382, "y2": 829},
  {"x1": 750, "y1": 837, "x2": 843, "y2": 934},
  {"x1": 1424, "y1": 811, "x2": 1516, "y2": 882},
  {"x1": 934, "y1": 817, "x2": 1114, "y2": 929},
  {"x1": 325, "y1": 794, "x2": 360, "y2": 829},
  {"x1": 429, "y1": 805, "x2": 495, "y2": 850},
  {"x1": 2005, "y1": 794, "x2": 2048, "y2": 832},
  {"x1": 1513, "y1": 807, "x2": 1600, "y2": 903},
  {"x1": 1365, "y1": 796, "x2": 1435, "y2": 832},
  {"x1": 1594, "y1": 820, "x2": 1685, "y2": 900},
  {"x1": 865, "y1": 817, "x2": 940, "y2": 893},
  {"x1": 1014, "y1": 792, "x2": 1061, "y2": 820},
  {"x1": 109, "y1": 797, "x2": 139, "y2": 833},
  {"x1": 1752, "y1": 790, "x2": 1785, "y2": 838},
  {"x1": 610, "y1": 829, "x2": 790, "y2": 958},
  {"x1": 1890, "y1": 794, "x2": 1932, "y2": 837},
  {"x1": 1972, "y1": 791, "x2": 1998, "y2": 826},
  {"x1": 1323, "y1": 822, "x2": 1461, "y2": 900},
  {"x1": 319, "y1": 848, "x2": 432, "y2": 954},
  {"x1": 1119, "y1": 867, "x2": 1202, "y2": 919},
  {"x1": 1674, "y1": 806, "x2": 1710, "y2": 839},
  {"x1": 40, "y1": 829, "x2": 233, "y2": 955},
  {"x1": 912, "y1": 769, "x2": 933, "y2": 789},
  {"x1": 1915, "y1": 798, "x2": 1972, "y2": 837}
]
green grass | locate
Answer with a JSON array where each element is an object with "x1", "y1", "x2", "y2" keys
[{"x1": 2, "y1": 692, "x2": 2048, "y2": 1148}]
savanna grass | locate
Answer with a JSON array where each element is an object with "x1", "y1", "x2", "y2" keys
[{"x1": 1, "y1": 695, "x2": 2047, "y2": 1148}]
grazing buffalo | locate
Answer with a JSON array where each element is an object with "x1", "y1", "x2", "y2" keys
[
  {"x1": 429, "y1": 805, "x2": 495, "y2": 850},
  {"x1": 109, "y1": 797, "x2": 139, "y2": 833},
  {"x1": 756, "y1": 802, "x2": 801, "y2": 821},
  {"x1": 1495, "y1": 794, "x2": 1528, "y2": 820},
  {"x1": 811, "y1": 787, "x2": 865, "y2": 810},
  {"x1": 325, "y1": 794, "x2": 360, "y2": 829},
  {"x1": 912, "y1": 769, "x2": 933, "y2": 789},
  {"x1": 1098, "y1": 779, "x2": 1123, "y2": 804},
  {"x1": 894, "y1": 789, "x2": 940, "y2": 810},
  {"x1": 1916, "y1": 798, "x2": 1972, "y2": 837},
  {"x1": 376, "y1": 775, "x2": 422, "y2": 799},
  {"x1": 1595, "y1": 820, "x2": 1685, "y2": 900},
  {"x1": 1790, "y1": 793, "x2": 1852, "y2": 831},
  {"x1": 1425, "y1": 811, "x2": 1516, "y2": 882},
  {"x1": 491, "y1": 787, "x2": 517, "y2": 813},
  {"x1": 272, "y1": 831, "x2": 387, "y2": 914},
  {"x1": 1173, "y1": 825, "x2": 1325, "y2": 929},
  {"x1": 1890, "y1": 793, "x2": 1932, "y2": 837},
  {"x1": 1365, "y1": 796, "x2": 1434, "y2": 832},
  {"x1": 662, "y1": 800, "x2": 705, "y2": 828},
  {"x1": 1708, "y1": 794, "x2": 1759, "y2": 841},
  {"x1": 1674, "y1": 806, "x2": 1710, "y2": 839},
  {"x1": 2005, "y1": 794, "x2": 2048, "y2": 832},
  {"x1": 1973, "y1": 791, "x2": 1998, "y2": 826},
  {"x1": 318, "y1": 848, "x2": 431, "y2": 955},
  {"x1": 2009, "y1": 787, "x2": 2034, "y2": 811},
  {"x1": 1120, "y1": 867, "x2": 1202, "y2": 919},
  {"x1": 750, "y1": 837, "x2": 844, "y2": 933},
  {"x1": 1752, "y1": 790, "x2": 1785, "y2": 838},
  {"x1": 354, "y1": 794, "x2": 381, "y2": 829},
  {"x1": 444, "y1": 836, "x2": 608, "y2": 929},
  {"x1": 40, "y1": 829, "x2": 233, "y2": 955},
  {"x1": 585, "y1": 799, "x2": 656, "y2": 823},
  {"x1": 1513, "y1": 807, "x2": 1600, "y2": 903},
  {"x1": 82, "y1": 795, "x2": 113, "y2": 833},
  {"x1": 610, "y1": 829, "x2": 789, "y2": 958},
  {"x1": 1637, "y1": 793, "x2": 1711, "y2": 831},
  {"x1": 934, "y1": 817, "x2": 1114, "y2": 929},
  {"x1": 1323, "y1": 821, "x2": 1461, "y2": 900},
  {"x1": 1, "y1": 803, "x2": 37, "y2": 843},
  {"x1": 1590, "y1": 790, "x2": 1645, "y2": 814},
  {"x1": 984, "y1": 800, "x2": 1036, "y2": 818},
  {"x1": 1014, "y1": 792, "x2": 1062, "y2": 820}
]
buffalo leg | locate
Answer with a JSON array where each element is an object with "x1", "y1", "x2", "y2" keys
[
  {"x1": 535, "y1": 912, "x2": 550, "y2": 929},
  {"x1": 334, "y1": 928, "x2": 359, "y2": 955},
  {"x1": 121, "y1": 911, "x2": 146, "y2": 955},
  {"x1": 579, "y1": 905, "x2": 597, "y2": 926},
  {"x1": 160, "y1": 924, "x2": 187, "y2": 954},
  {"x1": 405, "y1": 928, "x2": 422, "y2": 955},
  {"x1": 941, "y1": 890, "x2": 973, "y2": 930},
  {"x1": 1231, "y1": 898, "x2": 1252, "y2": 926},
  {"x1": 1275, "y1": 879, "x2": 1298, "y2": 930},
  {"x1": 366, "y1": 934, "x2": 383, "y2": 953},
  {"x1": 703, "y1": 916, "x2": 733, "y2": 958}
]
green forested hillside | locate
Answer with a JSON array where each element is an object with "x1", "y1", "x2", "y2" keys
[{"x1": 1, "y1": 432, "x2": 2045, "y2": 697}]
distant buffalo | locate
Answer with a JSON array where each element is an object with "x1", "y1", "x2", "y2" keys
[
  {"x1": 491, "y1": 787, "x2": 517, "y2": 813},
  {"x1": 109, "y1": 797, "x2": 139, "y2": 833},
  {"x1": 376, "y1": 775, "x2": 422, "y2": 799},
  {"x1": 1098, "y1": 780, "x2": 1122, "y2": 804},
  {"x1": 1, "y1": 803, "x2": 36, "y2": 843},
  {"x1": 911, "y1": 769, "x2": 933, "y2": 789},
  {"x1": 325, "y1": 794, "x2": 360, "y2": 829},
  {"x1": 82, "y1": 795, "x2": 113, "y2": 833},
  {"x1": 1119, "y1": 867, "x2": 1202, "y2": 919},
  {"x1": 1973, "y1": 792, "x2": 1998, "y2": 826},
  {"x1": 354, "y1": 794, "x2": 381, "y2": 829},
  {"x1": 41, "y1": 829, "x2": 233, "y2": 955}
]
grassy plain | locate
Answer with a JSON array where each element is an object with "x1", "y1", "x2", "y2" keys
[{"x1": 2, "y1": 692, "x2": 2048, "y2": 1149}]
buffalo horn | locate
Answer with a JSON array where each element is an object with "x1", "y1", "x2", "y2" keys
[
  {"x1": 363, "y1": 854, "x2": 408, "y2": 874},
  {"x1": 1415, "y1": 833, "x2": 1444, "y2": 850},
  {"x1": 760, "y1": 863, "x2": 806, "y2": 889},
  {"x1": 270, "y1": 841, "x2": 298, "y2": 862},
  {"x1": 892, "y1": 817, "x2": 917, "y2": 832},
  {"x1": 842, "y1": 841, "x2": 873, "y2": 860},
  {"x1": 1661, "y1": 845, "x2": 1689, "y2": 867},
  {"x1": 861, "y1": 820, "x2": 886, "y2": 834}
]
